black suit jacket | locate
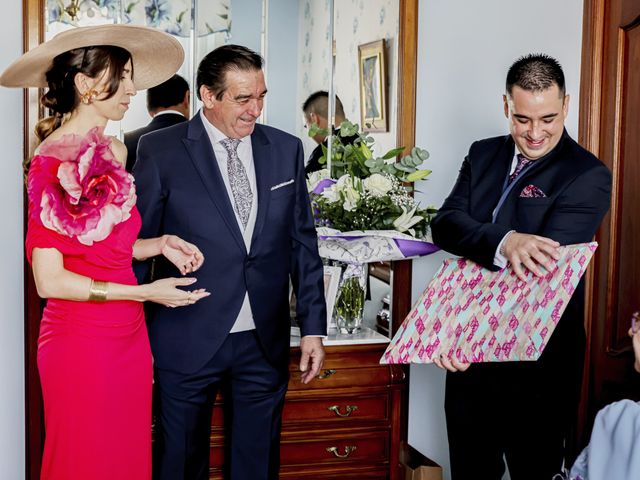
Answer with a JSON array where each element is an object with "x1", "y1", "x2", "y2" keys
[
  {"x1": 305, "y1": 130, "x2": 360, "y2": 175},
  {"x1": 133, "y1": 115, "x2": 327, "y2": 374},
  {"x1": 431, "y1": 130, "x2": 611, "y2": 390},
  {"x1": 124, "y1": 112, "x2": 186, "y2": 172}
]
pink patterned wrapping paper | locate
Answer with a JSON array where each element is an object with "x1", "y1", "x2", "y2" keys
[{"x1": 381, "y1": 242, "x2": 598, "y2": 364}]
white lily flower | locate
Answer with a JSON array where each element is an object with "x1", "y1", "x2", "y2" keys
[
  {"x1": 393, "y1": 206, "x2": 424, "y2": 233},
  {"x1": 321, "y1": 184, "x2": 340, "y2": 203}
]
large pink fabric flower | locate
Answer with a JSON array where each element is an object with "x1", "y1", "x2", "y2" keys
[{"x1": 28, "y1": 127, "x2": 136, "y2": 245}]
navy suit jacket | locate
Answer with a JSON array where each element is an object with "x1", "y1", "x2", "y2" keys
[
  {"x1": 124, "y1": 112, "x2": 186, "y2": 172},
  {"x1": 431, "y1": 131, "x2": 611, "y2": 391},
  {"x1": 133, "y1": 114, "x2": 327, "y2": 374}
]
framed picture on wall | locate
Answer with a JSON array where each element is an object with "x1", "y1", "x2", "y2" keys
[
  {"x1": 290, "y1": 265, "x2": 342, "y2": 334},
  {"x1": 358, "y1": 39, "x2": 388, "y2": 133}
]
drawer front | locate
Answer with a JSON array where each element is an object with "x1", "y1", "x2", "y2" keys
[
  {"x1": 212, "y1": 465, "x2": 388, "y2": 480},
  {"x1": 288, "y1": 366, "x2": 391, "y2": 390},
  {"x1": 279, "y1": 466, "x2": 389, "y2": 479},
  {"x1": 210, "y1": 430, "x2": 389, "y2": 471},
  {"x1": 211, "y1": 391, "x2": 391, "y2": 431},
  {"x1": 283, "y1": 393, "x2": 390, "y2": 425},
  {"x1": 280, "y1": 429, "x2": 389, "y2": 467}
]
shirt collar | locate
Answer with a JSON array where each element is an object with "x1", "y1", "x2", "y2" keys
[{"x1": 154, "y1": 109, "x2": 184, "y2": 118}]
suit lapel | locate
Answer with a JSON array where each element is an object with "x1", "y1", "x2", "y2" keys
[
  {"x1": 250, "y1": 125, "x2": 273, "y2": 247},
  {"x1": 182, "y1": 115, "x2": 247, "y2": 254}
]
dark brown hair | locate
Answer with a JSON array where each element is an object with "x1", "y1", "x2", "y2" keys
[
  {"x1": 35, "y1": 45, "x2": 132, "y2": 142},
  {"x1": 196, "y1": 44, "x2": 262, "y2": 101}
]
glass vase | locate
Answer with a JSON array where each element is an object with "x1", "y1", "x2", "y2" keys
[{"x1": 334, "y1": 265, "x2": 365, "y2": 334}]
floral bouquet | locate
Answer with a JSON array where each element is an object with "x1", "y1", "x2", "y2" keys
[
  {"x1": 306, "y1": 120, "x2": 439, "y2": 333},
  {"x1": 307, "y1": 120, "x2": 439, "y2": 264}
]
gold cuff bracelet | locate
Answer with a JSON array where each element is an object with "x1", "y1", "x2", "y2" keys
[{"x1": 88, "y1": 279, "x2": 108, "y2": 302}]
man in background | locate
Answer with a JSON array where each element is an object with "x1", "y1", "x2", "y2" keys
[
  {"x1": 302, "y1": 90, "x2": 353, "y2": 175},
  {"x1": 430, "y1": 54, "x2": 611, "y2": 479},
  {"x1": 124, "y1": 74, "x2": 190, "y2": 172}
]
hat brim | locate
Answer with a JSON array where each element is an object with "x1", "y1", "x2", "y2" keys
[{"x1": 0, "y1": 24, "x2": 184, "y2": 90}]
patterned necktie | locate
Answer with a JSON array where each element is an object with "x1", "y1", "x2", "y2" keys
[
  {"x1": 220, "y1": 138, "x2": 253, "y2": 229},
  {"x1": 508, "y1": 153, "x2": 533, "y2": 185}
]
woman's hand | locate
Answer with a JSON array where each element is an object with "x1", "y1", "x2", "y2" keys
[
  {"x1": 146, "y1": 277, "x2": 210, "y2": 308},
  {"x1": 161, "y1": 235, "x2": 205, "y2": 275}
]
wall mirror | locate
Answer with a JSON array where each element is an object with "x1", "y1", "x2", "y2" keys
[
  {"x1": 38, "y1": 0, "x2": 410, "y2": 338},
  {"x1": 23, "y1": 0, "x2": 418, "y2": 477}
]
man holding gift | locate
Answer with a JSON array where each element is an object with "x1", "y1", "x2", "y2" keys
[{"x1": 430, "y1": 54, "x2": 611, "y2": 479}]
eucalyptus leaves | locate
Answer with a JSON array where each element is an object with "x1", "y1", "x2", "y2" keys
[
  {"x1": 307, "y1": 120, "x2": 437, "y2": 238},
  {"x1": 310, "y1": 120, "x2": 432, "y2": 183}
]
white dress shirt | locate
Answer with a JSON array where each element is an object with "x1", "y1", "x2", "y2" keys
[{"x1": 200, "y1": 110, "x2": 258, "y2": 332}]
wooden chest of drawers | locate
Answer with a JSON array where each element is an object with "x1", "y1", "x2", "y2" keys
[{"x1": 208, "y1": 342, "x2": 407, "y2": 479}]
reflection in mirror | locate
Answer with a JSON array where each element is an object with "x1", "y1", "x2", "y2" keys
[
  {"x1": 43, "y1": 0, "x2": 401, "y2": 338},
  {"x1": 292, "y1": 0, "x2": 399, "y2": 338},
  {"x1": 295, "y1": 0, "x2": 399, "y2": 163}
]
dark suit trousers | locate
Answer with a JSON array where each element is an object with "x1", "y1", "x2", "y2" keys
[
  {"x1": 154, "y1": 330, "x2": 288, "y2": 480},
  {"x1": 445, "y1": 356, "x2": 582, "y2": 480}
]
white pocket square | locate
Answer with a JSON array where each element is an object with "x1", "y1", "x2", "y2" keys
[{"x1": 270, "y1": 179, "x2": 294, "y2": 191}]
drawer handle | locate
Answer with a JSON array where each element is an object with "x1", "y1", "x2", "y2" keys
[
  {"x1": 317, "y1": 369, "x2": 337, "y2": 379},
  {"x1": 326, "y1": 445, "x2": 357, "y2": 458},
  {"x1": 328, "y1": 405, "x2": 358, "y2": 417}
]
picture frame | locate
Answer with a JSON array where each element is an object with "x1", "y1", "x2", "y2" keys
[
  {"x1": 290, "y1": 266, "x2": 342, "y2": 334},
  {"x1": 358, "y1": 39, "x2": 388, "y2": 133}
]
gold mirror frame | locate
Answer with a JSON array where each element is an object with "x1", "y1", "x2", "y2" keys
[{"x1": 21, "y1": 1, "x2": 418, "y2": 477}]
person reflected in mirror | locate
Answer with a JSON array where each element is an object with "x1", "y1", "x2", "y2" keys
[
  {"x1": 0, "y1": 25, "x2": 209, "y2": 480},
  {"x1": 133, "y1": 44, "x2": 327, "y2": 480},
  {"x1": 124, "y1": 74, "x2": 190, "y2": 172},
  {"x1": 430, "y1": 54, "x2": 612, "y2": 479},
  {"x1": 302, "y1": 90, "x2": 358, "y2": 175}
]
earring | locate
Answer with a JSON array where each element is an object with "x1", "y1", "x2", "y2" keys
[{"x1": 80, "y1": 89, "x2": 98, "y2": 105}]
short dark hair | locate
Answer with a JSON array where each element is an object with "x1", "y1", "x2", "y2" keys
[
  {"x1": 196, "y1": 44, "x2": 263, "y2": 101},
  {"x1": 302, "y1": 91, "x2": 345, "y2": 120},
  {"x1": 146, "y1": 74, "x2": 189, "y2": 113},
  {"x1": 506, "y1": 54, "x2": 565, "y2": 97}
]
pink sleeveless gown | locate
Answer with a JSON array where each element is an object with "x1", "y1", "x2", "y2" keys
[{"x1": 26, "y1": 146, "x2": 152, "y2": 479}]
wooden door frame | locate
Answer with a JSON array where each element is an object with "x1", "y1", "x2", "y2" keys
[
  {"x1": 578, "y1": 0, "x2": 640, "y2": 445},
  {"x1": 576, "y1": 0, "x2": 607, "y2": 445},
  {"x1": 23, "y1": 0, "x2": 46, "y2": 478},
  {"x1": 21, "y1": 0, "x2": 420, "y2": 477}
]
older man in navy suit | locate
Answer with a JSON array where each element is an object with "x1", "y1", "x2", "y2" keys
[
  {"x1": 134, "y1": 45, "x2": 326, "y2": 480},
  {"x1": 430, "y1": 54, "x2": 611, "y2": 479}
]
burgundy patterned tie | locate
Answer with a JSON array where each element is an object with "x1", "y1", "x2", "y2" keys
[{"x1": 508, "y1": 154, "x2": 532, "y2": 185}]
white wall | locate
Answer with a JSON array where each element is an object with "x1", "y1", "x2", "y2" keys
[
  {"x1": 408, "y1": 1, "x2": 584, "y2": 478},
  {"x1": 0, "y1": 1, "x2": 25, "y2": 478}
]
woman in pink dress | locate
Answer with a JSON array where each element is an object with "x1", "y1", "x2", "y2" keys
[{"x1": 0, "y1": 25, "x2": 209, "y2": 479}]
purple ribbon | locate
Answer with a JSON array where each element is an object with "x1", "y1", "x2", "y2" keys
[
  {"x1": 395, "y1": 239, "x2": 440, "y2": 257},
  {"x1": 318, "y1": 233, "x2": 440, "y2": 258},
  {"x1": 312, "y1": 178, "x2": 336, "y2": 194}
]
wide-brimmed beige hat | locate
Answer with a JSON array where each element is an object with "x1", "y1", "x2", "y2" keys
[{"x1": 0, "y1": 24, "x2": 184, "y2": 90}]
